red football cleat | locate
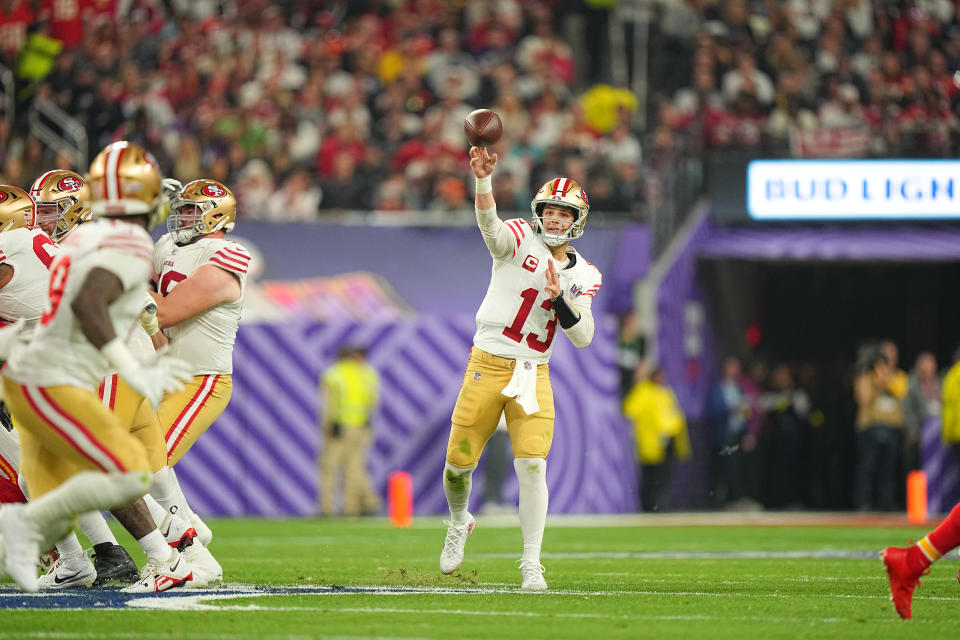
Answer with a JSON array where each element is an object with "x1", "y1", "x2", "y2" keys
[{"x1": 883, "y1": 546, "x2": 927, "y2": 619}]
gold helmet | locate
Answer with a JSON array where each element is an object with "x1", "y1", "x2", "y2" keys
[
  {"x1": 29, "y1": 170, "x2": 92, "y2": 242},
  {"x1": 0, "y1": 185, "x2": 36, "y2": 233},
  {"x1": 86, "y1": 141, "x2": 163, "y2": 225},
  {"x1": 167, "y1": 179, "x2": 236, "y2": 245},
  {"x1": 529, "y1": 177, "x2": 590, "y2": 246}
]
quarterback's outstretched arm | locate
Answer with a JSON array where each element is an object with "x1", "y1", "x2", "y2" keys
[{"x1": 470, "y1": 146, "x2": 514, "y2": 259}]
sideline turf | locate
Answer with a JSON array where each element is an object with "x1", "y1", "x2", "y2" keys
[{"x1": 1, "y1": 517, "x2": 958, "y2": 639}]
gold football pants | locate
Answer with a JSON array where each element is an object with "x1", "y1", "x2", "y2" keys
[
  {"x1": 3, "y1": 379, "x2": 149, "y2": 498},
  {"x1": 98, "y1": 374, "x2": 167, "y2": 473},
  {"x1": 159, "y1": 374, "x2": 232, "y2": 465},
  {"x1": 445, "y1": 347, "x2": 555, "y2": 468}
]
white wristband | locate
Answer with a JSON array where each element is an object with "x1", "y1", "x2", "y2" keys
[
  {"x1": 102, "y1": 337, "x2": 140, "y2": 374},
  {"x1": 475, "y1": 175, "x2": 492, "y2": 194}
]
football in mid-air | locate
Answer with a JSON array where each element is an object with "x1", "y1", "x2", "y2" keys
[{"x1": 464, "y1": 109, "x2": 503, "y2": 147}]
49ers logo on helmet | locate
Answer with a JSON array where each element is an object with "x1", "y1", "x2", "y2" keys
[
  {"x1": 58, "y1": 176, "x2": 83, "y2": 192},
  {"x1": 201, "y1": 184, "x2": 226, "y2": 198},
  {"x1": 0, "y1": 191, "x2": 7, "y2": 204}
]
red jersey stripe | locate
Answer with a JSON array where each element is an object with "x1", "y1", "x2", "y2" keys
[
  {"x1": 222, "y1": 247, "x2": 251, "y2": 260},
  {"x1": 209, "y1": 256, "x2": 247, "y2": 273},
  {"x1": 214, "y1": 251, "x2": 249, "y2": 267},
  {"x1": 506, "y1": 220, "x2": 521, "y2": 247}
]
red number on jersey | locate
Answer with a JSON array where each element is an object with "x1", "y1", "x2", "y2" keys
[
  {"x1": 160, "y1": 270, "x2": 187, "y2": 296},
  {"x1": 40, "y1": 256, "x2": 71, "y2": 326},
  {"x1": 32, "y1": 233, "x2": 56, "y2": 269},
  {"x1": 501, "y1": 287, "x2": 559, "y2": 354}
]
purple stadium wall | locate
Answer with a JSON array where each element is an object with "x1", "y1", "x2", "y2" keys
[{"x1": 176, "y1": 315, "x2": 638, "y2": 516}]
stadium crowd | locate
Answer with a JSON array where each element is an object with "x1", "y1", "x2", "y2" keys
[
  {"x1": 0, "y1": 0, "x2": 641, "y2": 218},
  {"x1": 649, "y1": 0, "x2": 960, "y2": 159},
  {"x1": 1, "y1": 1, "x2": 957, "y2": 221}
]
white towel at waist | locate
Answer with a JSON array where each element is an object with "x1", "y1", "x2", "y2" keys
[{"x1": 501, "y1": 360, "x2": 540, "y2": 415}]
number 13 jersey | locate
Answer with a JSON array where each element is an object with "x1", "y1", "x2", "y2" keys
[
  {"x1": 155, "y1": 235, "x2": 250, "y2": 375},
  {"x1": 473, "y1": 218, "x2": 601, "y2": 364}
]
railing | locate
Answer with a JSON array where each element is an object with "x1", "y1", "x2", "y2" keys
[
  {"x1": 643, "y1": 142, "x2": 705, "y2": 257},
  {"x1": 28, "y1": 97, "x2": 87, "y2": 169}
]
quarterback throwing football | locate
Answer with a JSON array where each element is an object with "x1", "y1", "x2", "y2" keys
[{"x1": 440, "y1": 146, "x2": 602, "y2": 590}]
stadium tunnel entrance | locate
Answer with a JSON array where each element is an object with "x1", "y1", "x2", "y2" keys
[
  {"x1": 700, "y1": 259, "x2": 960, "y2": 373},
  {"x1": 646, "y1": 215, "x2": 960, "y2": 509}
]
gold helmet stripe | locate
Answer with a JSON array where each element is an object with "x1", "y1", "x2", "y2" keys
[{"x1": 105, "y1": 143, "x2": 127, "y2": 200}]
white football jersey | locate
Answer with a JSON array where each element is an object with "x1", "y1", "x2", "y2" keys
[
  {"x1": 474, "y1": 218, "x2": 602, "y2": 363},
  {"x1": 156, "y1": 236, "x2": 249, "y2": 375},
  {"x1": 5, "y1": 220, "x2": 154, "y2": 389},
  {"x1": 0, "y1": 227, "x2": 57, "y2": 328}
]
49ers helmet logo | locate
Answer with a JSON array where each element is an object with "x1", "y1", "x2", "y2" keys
[
  {"x1": 0, "y1": 192, "x2": 7, "y2": 204},
  {"x1": 202, "y1": 184, "x2": 226, "y2": 198},
  {"x1": 58, "y1": 176, "x2": 83, "y2": 192}
]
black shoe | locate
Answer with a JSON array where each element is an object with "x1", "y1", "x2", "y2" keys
[{"x1": 92, "y1": 543, "x2": 138, "y2": 586}]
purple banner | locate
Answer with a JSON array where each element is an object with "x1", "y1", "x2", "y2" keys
[
  {"x1": 656, "y1": 214, "x2": 717, "y2": 421},
  {"x1": 176, "y1": 315, "x2": 638, "y2": 516}
]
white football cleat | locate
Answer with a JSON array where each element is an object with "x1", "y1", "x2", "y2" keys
[
  {"x1": 0, "y1": 503, "x2": 42, "y2": 592},
  {"x1": 519, "y1": 559, "x2": 547, "y2": 591},
  {"x1": 121, "y1": 549, "x2": 192, "y2": 593},
  {"x1": 439, "y1": 514, "x2": 476, "y2": 574},
  {"x1": 183, "y1": 542, "x2": 222, "y2": 588},
  {"x1": 159, "y1": 513, "x2": 197, "y2": 551},
  {"x1": 38, "y1": 551, "x2": 96, "y2": 589}
]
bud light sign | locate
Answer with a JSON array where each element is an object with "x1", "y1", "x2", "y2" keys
[{"x1": 747, "y1": 160, "x2": 960, "y2": 220}]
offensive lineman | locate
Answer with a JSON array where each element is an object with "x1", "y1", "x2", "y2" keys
[
  {"x1": 0, "y1": 173, "x2": 193, "y2": 592},
  {"x1": 439, "y1": 146, "x2": 602, "y2": 590},
  {"x1": 142, "y1": 179, "x2": 250, "y2": 580}
]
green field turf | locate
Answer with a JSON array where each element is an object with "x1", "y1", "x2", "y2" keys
[{"x1": 1, "y1": 515, "x2": 958, "y2": 639}]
